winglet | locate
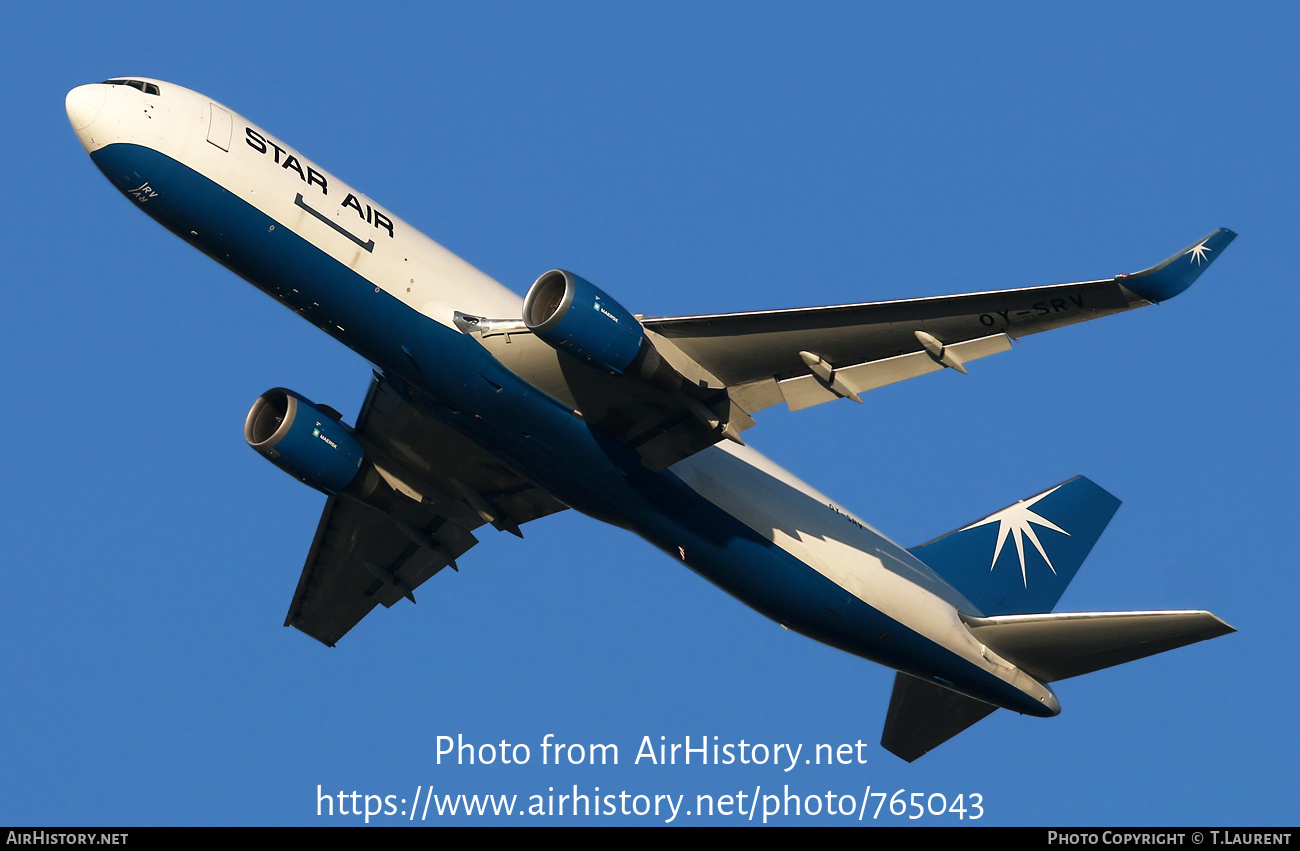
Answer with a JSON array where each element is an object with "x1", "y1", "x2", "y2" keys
[{"x1": 1118, "y1": 228, "x2": 1237, "y2": 303}]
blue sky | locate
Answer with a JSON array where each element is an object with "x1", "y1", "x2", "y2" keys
[{"x1": 1, "y1": 2, "x2": 1295, "y2": 825}]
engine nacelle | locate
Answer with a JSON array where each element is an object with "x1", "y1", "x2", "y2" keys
[
  {"x1": 245, "y1": 388, "x2": 364, "y2": 495},
  {"x1": 523, "y1": 269, "x2": 649, "y2": 375},
  {"x1": 523, "y1": 269, "x2": 686, "y2": 394}
]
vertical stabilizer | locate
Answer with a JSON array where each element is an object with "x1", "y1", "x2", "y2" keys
[{"x1": 909, "y1": 476, "x2": 1121, "y2": 616}]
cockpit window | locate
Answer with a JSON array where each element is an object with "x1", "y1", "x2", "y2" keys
[{"x1": 102, "y1": 79, "x2": 160, "y2": 96}]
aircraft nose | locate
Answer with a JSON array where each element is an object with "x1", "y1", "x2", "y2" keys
[{"x1": 66, "y1": 84, "x2": 105, "y2": 132}]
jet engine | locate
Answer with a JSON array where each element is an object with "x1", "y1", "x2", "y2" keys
[
  {"x1": 245, "y1": 388, "x2": 415, "y2": 512},
  {"x1": 244, "y1": 388, "x2": 365, "y2": 495},
  {"x1": 523, "y1": 269, "x2": 685, "y2": 393}
]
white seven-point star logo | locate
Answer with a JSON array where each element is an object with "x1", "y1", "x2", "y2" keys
[
  {"x1": 1186, "y1": 240, "x2": 1213, "y2": 265},
  {"x1": 960, "y1": 486, "x2": 1071, "y2": 587}
]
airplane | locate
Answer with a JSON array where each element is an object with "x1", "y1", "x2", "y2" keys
[{"x1": 66, "y1": 77, "x2": 1236, "y2": 761}]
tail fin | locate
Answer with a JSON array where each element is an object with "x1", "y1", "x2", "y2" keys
[{"x1": 908, "y1": 476, "x2": 1121, "y2": 616}]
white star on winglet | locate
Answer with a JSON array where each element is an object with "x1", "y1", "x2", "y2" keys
[
  {"x1": 1186, "y1": 240, "x2": 1213, "y2": 265},
  {"x1": 960, "y1": 486, "x2": 1071, "y2": 587}
]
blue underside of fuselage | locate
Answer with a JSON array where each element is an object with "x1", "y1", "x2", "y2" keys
[{"x1": 90, "y1": 142, "x2": 1049, "y2": 716}]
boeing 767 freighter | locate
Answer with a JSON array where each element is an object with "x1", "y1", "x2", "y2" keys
[{"x1": 66, "y1": 77, "x2": 1234, "y2": 760}]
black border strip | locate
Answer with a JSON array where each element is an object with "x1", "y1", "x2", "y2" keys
[{"x1": 294, "y1": 193, "x2": 375, "y2": 252}]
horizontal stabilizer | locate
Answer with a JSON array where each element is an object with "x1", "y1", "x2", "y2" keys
[
  {"x1": 963, "y1": 610, "x2": 1235, "y2": 682},
  {"x1": 909, "y1": 476, "x2": 1121, "y2": 616},
  {"x1": 880, "y1": 673, "x2": 998, "y2": 762},
  {"x1": 1119, "y1": 228, "x2": 1237, "y2": 303}
]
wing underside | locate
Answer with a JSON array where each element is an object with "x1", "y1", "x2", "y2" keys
[
  {"x1": 460, "y1": 231, "x2": 1235, "y2": 467},
  {"x1": 284, "y1": 375, "x2": 567, "y2": 646},
  {"x1": 644, "y1": 228, "x2": 1236, "y2": 415}
]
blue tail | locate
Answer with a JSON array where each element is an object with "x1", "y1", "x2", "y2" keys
[{"x1": 909, "y1": 476, "x2": 1121, "y2": 616}]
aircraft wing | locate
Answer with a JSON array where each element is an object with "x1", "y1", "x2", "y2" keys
[
  {"x1": 284, "y1": 375, "x2": 568, "y2": 646},
  {"x1": 644, "y1": 229, "x2": 1236, "y2": 412}
]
